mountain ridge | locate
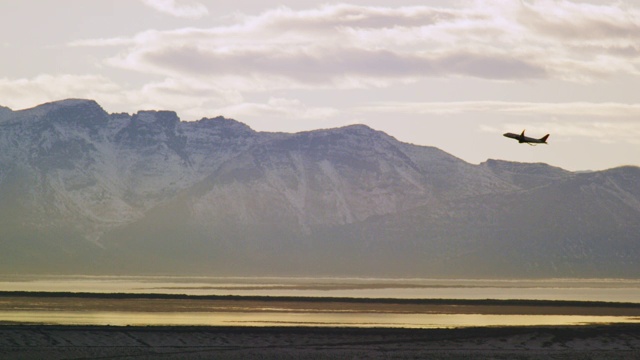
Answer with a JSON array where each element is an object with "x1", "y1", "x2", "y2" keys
[{"x1": 1, "y1": 99, "x2": 638, "y2": 277}]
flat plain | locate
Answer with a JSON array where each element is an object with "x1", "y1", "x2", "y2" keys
[{"x1": 2, "y1": 293, "x2": 640, "y2": 359}]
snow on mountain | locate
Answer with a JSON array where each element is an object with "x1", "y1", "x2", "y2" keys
[{"x1": 1, "y1": 99, "x2": 639, "y2": 277}]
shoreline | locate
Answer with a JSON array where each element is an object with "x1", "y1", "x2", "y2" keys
[
  {"x1": 3, "y1": 290, "x2": 640, "y2": 304},
  {"x1": 2, "y1": 291, "x2": 640, "y2": 314}
]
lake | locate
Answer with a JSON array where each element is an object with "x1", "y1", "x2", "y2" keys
[
  {"x1": 2, "y1": 275, "x2": 640, "y2": 301},
  {"x1": 1, "y1": 276, "x2": 639, "y2": 328}
]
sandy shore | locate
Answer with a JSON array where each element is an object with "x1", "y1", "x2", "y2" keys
[{"x1": 2, "y1": 324, "x2": 640, "y2": 359}]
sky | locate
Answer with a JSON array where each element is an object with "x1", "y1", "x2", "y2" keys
[{"x1": 1, "y1": 0, "x2": 640, "y2": 171}]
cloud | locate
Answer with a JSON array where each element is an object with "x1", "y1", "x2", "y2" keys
[
  {"x1": 220, "y1": 97, "x2": 338, "y2": 121},
  {"x1": 0, "y1": 74, "x2": 332, "y2": 124},
  {"x1": 358, "y1": 101, "x2": 640, "y2": 117},
  {"x1": 0, "y1": 74, "x2": 246, "y2": 121},
  {"x1": 68, "y1": 37, "x2": 136, "y2": 47},
  {"x1": 139, "y1": 0, "x2": 208, "y2": 19},
  {"x1": 84, "y1": 2, "x2": 561, "y2": 96},
  {"x1": 127, "y1": 77, "x2": 244, "y2": 119},
  {"x1": 520, "y1": 0, "x2": 640, "y2": 41},
  {"x1": 72, "y1": 1, "x2": 640, "y2": 94},
  {"x1": 0, "y1": 74, "x2": 122, "y2": 110},
  {"x1": 116, "y1": 45, "x2": 545, "y2": 91},
  {"x1": 50, "y1": 1, "x2": 640, "y2": 133},
  {"x1": 516, "y1": 0, "x2": 640, "y2": 79}
]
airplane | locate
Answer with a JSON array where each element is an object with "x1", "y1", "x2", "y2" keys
[{"x1": 503, "y1": 130, "x2": 549, "y2": 145}]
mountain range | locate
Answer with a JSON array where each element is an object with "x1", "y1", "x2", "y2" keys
[{"x1": 1, "y1": 99, "x2": 639, "y2": 277}]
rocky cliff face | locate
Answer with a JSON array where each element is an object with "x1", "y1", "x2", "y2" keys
[{"x1": 1, "y1": 99, "x2": 638, "y2": 277}]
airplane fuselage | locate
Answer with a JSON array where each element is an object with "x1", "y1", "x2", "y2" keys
[{"x1": 503, "y1": 131, "x2": 549, "y2": 144}]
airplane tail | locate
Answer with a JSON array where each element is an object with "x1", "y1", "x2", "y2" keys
[{"x1": 540, "y1": 134, "x2": 550, "y2": 143}]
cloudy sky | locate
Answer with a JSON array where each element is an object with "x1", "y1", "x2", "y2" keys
[{"x1": 1, "y1": 0, "x2": 640, "y2": 171}]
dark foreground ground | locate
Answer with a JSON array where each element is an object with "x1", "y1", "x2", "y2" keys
[{"x1": 2, "y1": 324, "x2": 640, "y2": 359}]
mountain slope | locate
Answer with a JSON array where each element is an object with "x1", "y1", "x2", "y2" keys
[
  {"x1": 331, "y1": 166, "x2": 640, "y2": 277},
  {"x1": 1, "y1": 99, "x2": 639, "y2": 277}
]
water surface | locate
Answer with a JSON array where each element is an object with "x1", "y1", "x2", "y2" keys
[
  {"x1": 2, "y1": 276, "x2": 639, "y2": 328},
  {"x1": 2, "y1": 275, "x2": 639, "y2": 302},
  {"x1": 1, "y1": 310, "x2": 638, "y2": 328}
]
